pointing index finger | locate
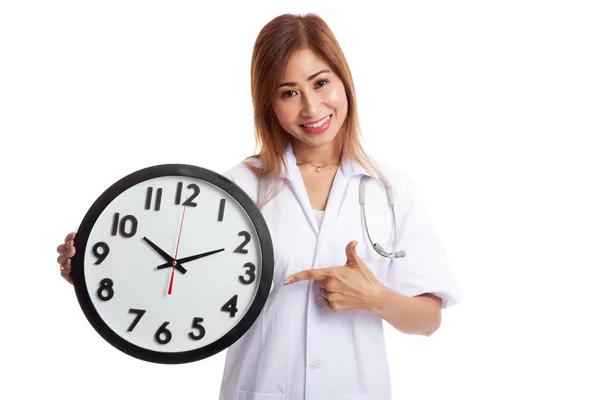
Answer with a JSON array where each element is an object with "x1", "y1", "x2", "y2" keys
[{"x1": 283, "y1": 268, "x2": 331, "y2": 285}]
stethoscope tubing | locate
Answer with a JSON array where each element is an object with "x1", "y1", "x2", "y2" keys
[{"x1": 359, "y1": 175, "x2": 406, "y2": 259}]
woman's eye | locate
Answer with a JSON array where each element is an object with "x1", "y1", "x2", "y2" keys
[
  {"x1": 281, "y1": 90, "x2": 296, "y2": 98},
  {"x1": 315, "y1": 79, "x2": 329, "y2": 88}
]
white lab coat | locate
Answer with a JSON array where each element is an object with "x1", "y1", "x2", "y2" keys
[{"x1": 218, "y1": 143, "x2": 462, "y2": 400}]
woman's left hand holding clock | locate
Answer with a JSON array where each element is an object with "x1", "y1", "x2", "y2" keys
[{"x1": 57, "y1": 232, "x2": 77, "y2": 284}]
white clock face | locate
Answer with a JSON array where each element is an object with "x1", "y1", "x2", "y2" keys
[{"x1": 81, "y1": 175, "x2": 264, "y2": 355}]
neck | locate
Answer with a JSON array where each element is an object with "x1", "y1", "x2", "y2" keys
[{"x1": 291, "y1": 135, "x2": 343, "y2": 165}]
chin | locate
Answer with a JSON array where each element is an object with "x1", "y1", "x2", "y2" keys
[{"x1": 300, "y1": 131, "x2": 338, "y2": 148}]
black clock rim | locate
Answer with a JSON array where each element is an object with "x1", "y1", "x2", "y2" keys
[{"x1": 71, "y1": 163, "x2": 274, "y2": 365}]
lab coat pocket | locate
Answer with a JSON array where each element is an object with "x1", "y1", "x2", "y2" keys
[
  {"x1": 230, "y1": 389, "x2": 288, "y2": 400},
  {"x1": 361, "y1": 257, "x2": 391, "y2": 283},
  {"x1": 353, "y1": 240, "x2": 391, "y2": 281},
  {"x1": 337, "y1": 392, "x2": 383, "y2": 400}
]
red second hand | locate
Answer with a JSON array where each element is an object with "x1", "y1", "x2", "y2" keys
[{"x1": 168, "y1": 199, "x2": 188, "y2": 295}]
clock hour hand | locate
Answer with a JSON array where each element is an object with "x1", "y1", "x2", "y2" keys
[
  {"x1": 142, "y1": 237, "x2": 187, "y2": 274},
  {"x1": 156, "y1": 248, "x2": 225, "y2": 270}
]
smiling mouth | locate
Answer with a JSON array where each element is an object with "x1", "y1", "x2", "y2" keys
[{"x1": 300, "y1": 115, "x2": 331, "y2": 128}]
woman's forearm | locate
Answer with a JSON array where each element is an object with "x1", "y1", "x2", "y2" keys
[{"x1": 370, "y1": 286, "x2": 442, "y2": 336}]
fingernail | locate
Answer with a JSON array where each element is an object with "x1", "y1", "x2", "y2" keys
[{"x1": 283, "y1": 279, "x2": 291, "y2": 285}]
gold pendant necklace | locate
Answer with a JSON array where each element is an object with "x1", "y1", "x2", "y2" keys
[{"x1": 296, "y1": 161, "x2": 340, "y2": 172}]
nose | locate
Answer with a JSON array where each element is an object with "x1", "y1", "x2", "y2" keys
[{"x1": 301, "y1": 90, "x2": 321, "y2": 117}]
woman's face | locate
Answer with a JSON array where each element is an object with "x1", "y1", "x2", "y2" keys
[{"x1": 271, "y1": 48, "x2": 348, "y2": 150}]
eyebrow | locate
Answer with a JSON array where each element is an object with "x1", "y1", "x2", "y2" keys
[{"x1": 277, "y1": 69, "x2": 331, "y2": 88}]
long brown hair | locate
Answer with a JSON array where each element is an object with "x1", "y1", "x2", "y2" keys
[{"x1": 244, "y1": 13, "x2": 387, "y2": 207}]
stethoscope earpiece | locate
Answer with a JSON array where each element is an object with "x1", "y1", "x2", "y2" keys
[
  {"x1": 394, "y1": 250, "x2": 406, "y2": 258},
  {"x1": 373, "y1": 244, "x2": 407, "y2": 259}
]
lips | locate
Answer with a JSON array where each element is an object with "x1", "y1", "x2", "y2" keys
[{"x1": 300, "y1": 114, "x2": 332, "y2": 135}]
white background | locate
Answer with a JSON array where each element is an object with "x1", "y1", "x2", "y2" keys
[{"x1": 1, "y1": 1, "x2": 599, "y2": 399}]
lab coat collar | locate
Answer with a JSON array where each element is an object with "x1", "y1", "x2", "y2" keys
[
  {"x1": 280, "y1": 141, "x2": 369, "y2": 182},
  {"x1": 279, "y1": 141, "x2": 369, "y2": 237}
]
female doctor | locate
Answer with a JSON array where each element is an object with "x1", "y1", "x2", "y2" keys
[{"x1": 56, "y1": 13, "x2": 461, "y2": 400}]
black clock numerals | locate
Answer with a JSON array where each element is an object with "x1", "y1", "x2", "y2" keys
[
  {"x1": 218, "y1": 198, "x2": 226, "y2": 222},
  {"x1": 188, "y1": 317, "x2": 206, "y2": 341},
  {"x1": 234, "y1": 231, "x2": 251, "y2": 254},
  {"x1": 239, "y1": 262, "x2": 256, "y2": 285},
  {"x1": 145, "y1": 187, "x2": 163, "y2": 211},
  {"x1": 150, "y1": 319, "x2": 207, "y2": 344},
  {"x1": 92, "y1": 242, "x2": 110, "y2": 265},
  {"x1": 155, "y1": 322, "x2": 172, "y2": 345},
  {"x1": 111, "y1": 213, "x2": 138, "y2": 238},
  {"x1": 127, "y1": 308, "x2": 146, "y2": 332},
  {"x1": 97, "y1": 278, "x2": 114, "y2": 301},
  {"x1": 235, "y1": 232, "x2": 256, "y2": 284},
  {"x1": 221, "y1": 295, "x2": 239, "y2": 318},
  {"x1": 175, "y1": 182, "x2": 200, "y2": 207}
]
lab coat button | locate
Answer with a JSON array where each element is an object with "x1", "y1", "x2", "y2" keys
[
  {"x1": 315, "y1": 295, "x2": 325, "y2": 308},
  {"x1": 310, "y1": 359, "x2": 323, "y2": 371}
]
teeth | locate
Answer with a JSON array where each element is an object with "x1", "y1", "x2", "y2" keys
[{"x1": 303, "y1": 115, "x2": 330, "y2": 128}]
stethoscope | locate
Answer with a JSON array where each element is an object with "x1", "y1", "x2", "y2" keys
[
  {"x1": 258, "y1": 175, "x2": 406, "y2": 259},
  {"x1": 359, "y1": 175, "x2": 407, "y2": 259}
]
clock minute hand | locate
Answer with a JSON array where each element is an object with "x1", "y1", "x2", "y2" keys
[
  {"x1": 143, "y1": 237, "x2": 187, "y2": 274},
  {"x1": 156, "y1": 248, "x2": 225, "y2": 270},
  {"x1": 177, "y1": 248, "x2": 225, "y2": 264}
]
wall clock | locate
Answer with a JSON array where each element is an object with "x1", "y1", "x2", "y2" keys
[{"x1": 71, "y1": 164, "x2": 274, "y2": 364}]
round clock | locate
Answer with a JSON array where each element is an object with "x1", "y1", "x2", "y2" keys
[{"x1": 71, "y1": 163, "x2": 274, "y2": 364}]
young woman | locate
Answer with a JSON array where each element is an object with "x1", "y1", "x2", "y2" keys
[{"x1": 56, "y1": 13, "x2": 461, "y2": 400}]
